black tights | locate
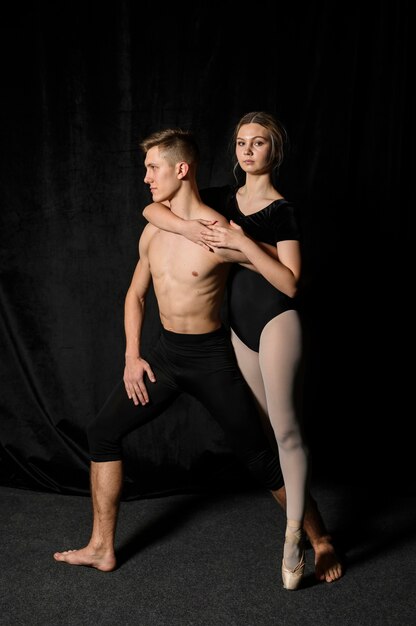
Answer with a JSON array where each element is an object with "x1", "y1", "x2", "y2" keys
[{"x1": 88, "y1": 326, "x2": 284, "y2": 492}]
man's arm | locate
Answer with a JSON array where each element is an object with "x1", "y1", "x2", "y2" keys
[{"x1": 123, "y1": 225, "x2": 156, "y2": 406}]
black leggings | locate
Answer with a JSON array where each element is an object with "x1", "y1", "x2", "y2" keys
[{"x1": 88, "y1": 326, "x2": 284, "y2": 491}]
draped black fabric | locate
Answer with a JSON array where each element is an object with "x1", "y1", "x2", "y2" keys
[{"x1": 0, "y1": 1, "x2": 414, "y2": 496}]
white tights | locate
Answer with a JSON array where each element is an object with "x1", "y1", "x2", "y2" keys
[{"x1": 231, "y1": 310, "x2": 309, "y2": 524}]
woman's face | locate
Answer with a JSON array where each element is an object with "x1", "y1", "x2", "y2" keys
[{"x1": 235, "y1": 123, "x2": 271, "y2": 174}]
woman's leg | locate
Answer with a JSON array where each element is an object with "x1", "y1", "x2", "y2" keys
[
  {"x1": 232, "y1": 324, "x2": 342, "y2": 583},
  {"x1": 258, "y1": 310, "x2": 308, "y2": 524},
  {"x1": 230, "y1": 330, "x2": 277, "y2": 452},
  {"x1": 232, "y1": 313, "x2": 308, "y2": 581},
  {"x1": 259, "y1": 311, "x2": 308, "y2": 584},
  {"x1": 231, "y1": 317, "x2": 308, "y2": 522}
]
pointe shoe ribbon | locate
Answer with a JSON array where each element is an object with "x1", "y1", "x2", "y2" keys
[{"x1": 282, "y1": 526, "x2": 305, "y2": 590}]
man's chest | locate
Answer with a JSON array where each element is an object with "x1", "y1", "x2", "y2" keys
[{"x1": 148, "y1": 231, "x2": 223, "y2": 281}]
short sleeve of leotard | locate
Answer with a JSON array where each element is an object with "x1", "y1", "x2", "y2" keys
[
  {"x1": 265, "y1": 201, "x2": 301, "y2": 244},
  {"x1": 200, "y1": 187, "x2": 300, "y2": 246}
]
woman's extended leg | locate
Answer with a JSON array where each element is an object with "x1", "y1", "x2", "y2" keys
[
  {"x1": 258, "y1": 310, "x2": 308, "y2": 523},
  {"x1": 230, "y1": 324, "x2": 342, "y2": 583},
  {"x1": 231, "y1": 312, "x2": 307, "y2": 587}
]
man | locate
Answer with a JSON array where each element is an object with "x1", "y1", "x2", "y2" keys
[{"x1": 54, "y1": 129, "x2": 342, "y2": 584}]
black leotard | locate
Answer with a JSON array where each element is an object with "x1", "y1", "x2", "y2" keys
[{"x1": 200, "y1": 186, "x2": 301, "y2": 352}]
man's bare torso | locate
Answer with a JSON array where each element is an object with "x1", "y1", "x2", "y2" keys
[{"x1": 147, "y1": 226, "x2": 229, "y2": 334}]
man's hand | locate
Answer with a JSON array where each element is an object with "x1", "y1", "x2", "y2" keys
[{"x1": 123, "y1": 356, "x2": 156, "y2": 406}]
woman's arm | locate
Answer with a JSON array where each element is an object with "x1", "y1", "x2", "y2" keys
[
  {"x1": 142, "y1": 201, "x2": 252, "y2": 264},
  {"x1": 143, "y1": 202, "x2": 215, "y2": 247},
  {"x1": 203, "y1": 221, "x2": 300, "y2": 298}
]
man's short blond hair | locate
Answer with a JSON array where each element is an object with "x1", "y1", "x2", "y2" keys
[{"x1": 140, "y1": 128, "x2": 199, "y2": 166}]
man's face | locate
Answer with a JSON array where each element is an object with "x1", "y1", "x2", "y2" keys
[{"x1": 143, "y1": 146, "x2": 180, "y2": 203}]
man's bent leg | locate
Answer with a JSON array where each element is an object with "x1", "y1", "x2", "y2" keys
[
  {"x1": 53, "y1": 460, "x2": 122, "y2": 571},
  {"x1": 53, "y1": 357, "x2": 178, "y2": 571},
  {"x1": 271, "y1": 486, "x2": 343, "y2": 583}
]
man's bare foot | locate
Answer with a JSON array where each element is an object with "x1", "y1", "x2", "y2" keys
[
  {"x1": 53, "y1": 546, "x2": 116, "y2": 572},
  {"x1": 313, "y1": 538, "x2": 343, "y2": 583}
]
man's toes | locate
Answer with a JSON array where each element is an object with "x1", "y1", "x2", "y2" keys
[{"x1": 54, "y1": 549, "x2": 76, "y2": 560}]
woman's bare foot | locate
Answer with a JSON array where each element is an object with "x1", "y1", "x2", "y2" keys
[
  {"x1": 53, "y1": 545, "x2": 116, "y2": 572},
  {"x1": 313, "y1": 538, "x2": 343, "y2": 582}
]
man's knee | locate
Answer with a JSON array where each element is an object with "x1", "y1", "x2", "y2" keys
[{"x1": 87, "y1": 417, "x2": 121, "y2": 462}]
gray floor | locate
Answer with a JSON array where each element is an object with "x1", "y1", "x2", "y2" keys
[{"x1": 1, "y1": 482, "x2": 415, "y2": 626}]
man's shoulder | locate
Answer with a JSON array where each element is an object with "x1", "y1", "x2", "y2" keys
[
  {"x1": 198, "y1": 201, "x2": 221, "y2": 215},
  {"x1": 141, "y1": 221, "x2": 159, "y2": 236},
  {"x1": 139, "y1": 222, "x2": 158, "y2": 250},
  {"x1": 198, "y1": 203, "x2": 228, "y2": 225}
]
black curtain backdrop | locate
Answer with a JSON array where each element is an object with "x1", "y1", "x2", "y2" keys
[{"x1": 0, "y1": 1, "x2": 414, "y2": 498}]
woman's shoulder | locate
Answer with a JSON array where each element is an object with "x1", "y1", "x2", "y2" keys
[{"x1": 262, "y1": 197, "x2": 296, "y2": 217}]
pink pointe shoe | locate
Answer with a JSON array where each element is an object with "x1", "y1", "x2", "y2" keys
[{"x1": 282, "y1": 525, "x2": 305, "y2": 590}]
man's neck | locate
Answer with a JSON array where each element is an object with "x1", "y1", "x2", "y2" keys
[{"x1": 169, "y1": 183, "x2": 203, "y2": 219}]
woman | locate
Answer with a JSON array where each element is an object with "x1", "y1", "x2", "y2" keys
[{"x1": 143, "y1": 112, "x2": 340, "y2": 588}]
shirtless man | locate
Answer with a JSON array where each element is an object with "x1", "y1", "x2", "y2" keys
[{"x1": 53, "y1": 128, "x2": 341, "y2": 584}]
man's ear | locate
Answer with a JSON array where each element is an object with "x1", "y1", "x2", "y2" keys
[{"x1": 176, "y1": 161, "x2": 189, "y2": 179}]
